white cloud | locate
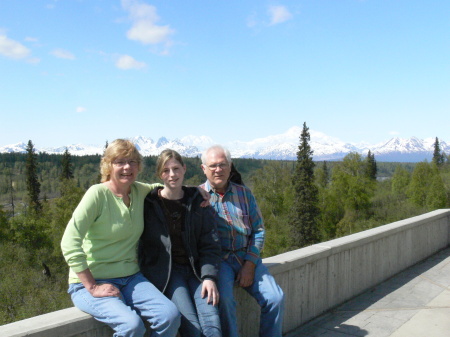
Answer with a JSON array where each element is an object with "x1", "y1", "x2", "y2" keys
[
  {"x1": 25, "y1": 37, "x2": 39, "y2": 42},
  {"x1": 115, "y1": 54, "x2": 146, "y2": 70},
  {"x1": 27, "y1": 57, "x2": 41, "y2": 64},
  {"x1": 121, "y1": 0, "x2": 174, "y2": 50},
  {"x1": 389, "y1": 131, "x2": 400, "y2": 136},
  {"x1": 76, "y1": 107, "x2": 87, "y2": 113},
  {"x1": 268, "y1": 5, "x2": 293, "y2": 26},
  {"x1": 0, "y1": 34, "x2": 31, "y2": 59},
  {"x1": 50, "y1": 48, "x2": 75, "y2": 60},
  {"x1": 246, "y1": 12, "x2": 258, "y2": 28}
]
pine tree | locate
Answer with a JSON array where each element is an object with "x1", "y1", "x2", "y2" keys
[
  {"x1": 365, "y1": 150, "x2": 377, "y2": 180},
  {"x1": 289, "y1": 122, "x2": 320, "y2": 248},
  {"x1": 315, "y1": 161, "x2": 329, "y2": 188},
  {"x1": 25, "y1": 140, "x2": 41, "y2": 213},
  {"x1": 432, "y1": 137, "x2": 444, "y2": 167},
  {"x1": 60, "y1": 148, "x2": 74, "y2": 181}
]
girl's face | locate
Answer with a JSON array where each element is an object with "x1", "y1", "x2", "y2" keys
[{"x1": 161, "y1": 158, "x2": 186, "y2": 190}]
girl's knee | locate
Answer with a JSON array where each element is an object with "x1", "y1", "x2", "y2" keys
[{"x1": 165, "y1": 301, "x2": 182, "y2": 324}]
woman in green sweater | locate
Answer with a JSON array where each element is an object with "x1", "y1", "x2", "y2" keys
[{"x1": 61, "y1": 139, "x2": 182, "y2": 337}]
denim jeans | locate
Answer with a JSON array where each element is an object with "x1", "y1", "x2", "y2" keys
[
  {"x1": 217, "y1": 255, "x2": 285, "y2": 337},
  {"x1": 164, "y1": 263, "x2": 221, "y2": 337},
  {"x1": 68, "y1": 272, "x2": 181, "y2": 337}
]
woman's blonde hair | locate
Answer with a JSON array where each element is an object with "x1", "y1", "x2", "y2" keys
[
  {"x1": 100, "y1": 139, "x2": 143, "y2": 182},
  {"x1": 156, "y1": 149, "x2": 185, "y2": 178}
]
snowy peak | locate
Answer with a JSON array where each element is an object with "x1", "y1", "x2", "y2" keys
[
  {"x1": 1, "y1": 127, "x2": 448, "y2": 162},
  {"x1": 0, "y1": 142, "x2": 28, "y2": 153},
  {"x1": 374, "y1": 137, "x2": 427, "y2": 154}
]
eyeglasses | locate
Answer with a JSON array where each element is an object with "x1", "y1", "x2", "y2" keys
[
  {"x1": 112, "y1": 159, "x2": 139, "y2": 167},
  {"x1": 205, "y1": 163, "x2": 229, "y2": 171}
]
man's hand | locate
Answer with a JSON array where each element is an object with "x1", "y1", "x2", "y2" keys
[
  {"x1": 236, "y1": 260, "x2": 256, "y2": 288},
  {"x1": 201, "y1": 279, "x2": 219, "y2": 306}
]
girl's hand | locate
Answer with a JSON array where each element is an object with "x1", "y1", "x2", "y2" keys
[{"x1": 201, "y1": 279, "x2": 219, "y2": 306}]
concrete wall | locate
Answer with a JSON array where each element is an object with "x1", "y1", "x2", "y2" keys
[{"x1": 2, "y1": 209, "x2": 449, "y2": 337}]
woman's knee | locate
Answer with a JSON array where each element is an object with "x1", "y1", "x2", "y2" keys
[
  {"x1": 117, "y1": 313, "x2": 146, "y2": 337},
  {"x1": 156, "y1": 301, "x2": 181, "y2": 330}
]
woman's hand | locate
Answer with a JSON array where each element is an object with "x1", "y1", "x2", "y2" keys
[
  {"x1": 201, "y1": 279, "x2": 219, "y2": 306},
  {"x1": 197, "y1": 187, "x2": 211, "y2": 207},
  {"x1": 77, "y1": 268, "x2": 121, "y2": 298},
  {"x1": 90, "y1": 283, "x2": 121, "y2": 298}
]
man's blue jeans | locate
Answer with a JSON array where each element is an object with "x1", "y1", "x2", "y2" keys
[
  {"x1": 217, "y1": 255, "x2": 285, "y2": 337},
  {"x1": 68, "y1": 272, "x2": 181, "y2": 337},
  {"x1": 164, "y1": 263, "x2": 221, "y2": 337}
]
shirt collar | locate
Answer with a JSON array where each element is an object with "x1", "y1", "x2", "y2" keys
[{"x1": 204, "y1": 180, "x2": 234, "y2": 195}]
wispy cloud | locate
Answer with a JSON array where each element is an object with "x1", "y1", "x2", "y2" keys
[
  {"x1": 121, "y1": 0, "x2": 174, "y2": 54},
  {"x1": 115, "y1": 54, "x2": 146, "y2": 70},
  {"x1": 0, "y1": 33, "x2": 34, "y2": 61},
  {"x1": 25, "y1": 37, "x2": 39, "y2": 42},
  {"x1": 246, "y1": 12, "x2": 258, "y2": 28},
  {"x1": 50, "y1": 48, "x2": 75, "y2": 60},
  {"x1": 76, "y1": 107, "x2": 87, "y2": 113},
  {"x1": 268, "y1": 5, "x2": 293, "y2": 26},
  {"x1": 389, "y1": 131, "x2": 400, "y2": 136}
]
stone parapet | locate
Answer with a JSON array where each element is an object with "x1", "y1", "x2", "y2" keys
[{"x1": 2, "y1": 209, "x2": 449, "y2": 337}]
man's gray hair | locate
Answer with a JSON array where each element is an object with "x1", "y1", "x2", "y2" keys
[{"x1": 201, "y1": 145, "x2": 232, "y2": 165}]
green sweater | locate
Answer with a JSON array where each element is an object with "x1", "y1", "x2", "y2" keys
[{"x1": 61, "y1": 182, "x2": 159, "y2": 284}]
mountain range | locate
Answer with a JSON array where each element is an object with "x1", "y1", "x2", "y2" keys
[{"x1": 1, "y1": 126, "x2": 448, "y2": 162}]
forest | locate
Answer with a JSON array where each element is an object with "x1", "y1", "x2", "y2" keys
[{"x1": 0, "y1": 133, "x2": 449, "y2": 325}]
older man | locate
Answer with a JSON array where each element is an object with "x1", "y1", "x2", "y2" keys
[{"x1": 200, "y1": 145, "x2": 284, "y2": 337}]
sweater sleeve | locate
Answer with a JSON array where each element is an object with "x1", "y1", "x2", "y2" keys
[
  {"x1": 61, "y1": 186, "x2": 102, "y2": 273},
  {"x1": 198, "y1": 205, "x2": 221, "y2": 281}
]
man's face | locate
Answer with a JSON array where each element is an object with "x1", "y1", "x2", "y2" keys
[{"x1": 201, "y1": 149, "x2": 231, "y2": 191}]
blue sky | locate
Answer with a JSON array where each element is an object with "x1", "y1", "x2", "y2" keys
[{"x1": 1, "y1": 0, "x2": 449, "y2": 148}]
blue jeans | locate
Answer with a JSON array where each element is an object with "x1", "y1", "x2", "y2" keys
[
  {"x1": 164, "y1": 263, "x2": 221, "y2": 337},
  {"x1": 217, "y1": 255, "x2": 285, "y2": 337},
  {"x1": 68, "y1": 272, "x2": 181, "y2": 337}
]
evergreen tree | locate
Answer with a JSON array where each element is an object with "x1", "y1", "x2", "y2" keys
[
  {"x1": 365, "y1": 150, "x2": 377, "y2": 180},
  {"x1": 60, "y1": 148, "x2": 74, "y2": 181},
  {"x1": 289, "y1": 122, "x2": 320, "y2": 248},
  {"x1": 315, "y1": 161, "x2": 329, "y2": 188},
  {"x1": 25, "y1": 140, "x2": 41, "y2": 213},
  {"x1": 432, "y1": 137, "x2": 444, "y2": 167}
]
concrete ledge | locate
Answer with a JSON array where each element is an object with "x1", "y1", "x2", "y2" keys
[
  {"x1": 0, "y1": 307, "x2": 113, "y2": 337},
  {"x1": 1, "y1": 209, "x2": 449, "y2": 337}
]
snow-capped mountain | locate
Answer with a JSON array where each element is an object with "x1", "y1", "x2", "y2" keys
[{"x1": 1, "y1": 127, "x2": 448, "y2": 162}]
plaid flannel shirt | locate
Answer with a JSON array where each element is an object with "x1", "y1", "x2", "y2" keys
[{"x1": 200, "y1": 180, "x2": 265, "y2": 265}]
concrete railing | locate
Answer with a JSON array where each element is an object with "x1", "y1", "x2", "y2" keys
[{"x1": 2, "y1": 209, "x2": 449, "y2": 337}]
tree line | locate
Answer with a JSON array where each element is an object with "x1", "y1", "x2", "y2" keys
[
  {"x1": 0, "y1": 134, "x2": 449, "y2": 324},
  {"x1": 252, "y1": 124, "x2": 449, "y2": 255}
]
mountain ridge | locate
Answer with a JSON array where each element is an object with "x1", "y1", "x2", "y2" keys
[{"x1": 1, "y1": 126, "x2": 448, "y2": 162}]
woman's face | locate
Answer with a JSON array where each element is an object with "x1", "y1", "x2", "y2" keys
[
  {"x1": 109, "y1": 157, "x2": 139, "y2": 186},
  {"x1": 161, "y1": 158, "x2": 186, "y2": 190}
]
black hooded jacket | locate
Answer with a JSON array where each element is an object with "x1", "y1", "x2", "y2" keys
[{"x1": 138, "y1": 186, "x2": 221, "y2": 292}]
